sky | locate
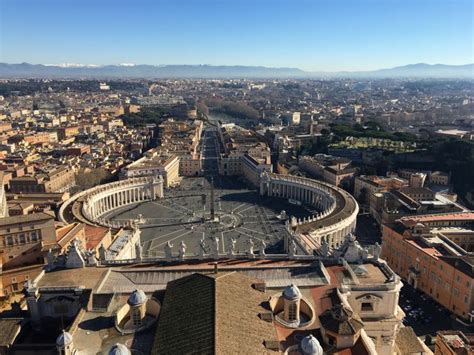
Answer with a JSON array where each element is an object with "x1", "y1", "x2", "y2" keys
[{"x1": 0, "y1": 0, "x2": 472, "y2": 71}]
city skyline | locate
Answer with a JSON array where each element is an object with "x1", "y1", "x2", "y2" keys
[{"x1": 1, "y1": 0, "x2": 473, "y2": 71}]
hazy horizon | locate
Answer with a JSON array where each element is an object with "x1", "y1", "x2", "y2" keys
[
  {"x1": 1, "y1": 0, "x2": 473, "y2": 72},
  {"x1": 2, "y1": 62, "x2": 474, "y2": 72}
]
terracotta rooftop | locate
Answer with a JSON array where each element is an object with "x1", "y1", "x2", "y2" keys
[
  {"x1": 84, "y1": 224, "x2": 109, "y2": 249},
  {"x1": 56, "y1": 223, "x2": 79, "y2": 242},
  {"x1": 400, "y1": 212, "x2": 474, "y2": 226}
]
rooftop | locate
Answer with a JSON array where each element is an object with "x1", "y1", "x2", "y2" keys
[{"x1": 152, "y1": 272, "x2": 278, "y2": 354}]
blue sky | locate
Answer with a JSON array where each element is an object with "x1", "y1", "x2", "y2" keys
[{"x1": 0, "y1": 0, "x2": 472, "y2": 71}]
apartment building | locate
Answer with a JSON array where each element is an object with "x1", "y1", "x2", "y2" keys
[{"x1": 382, "y1": 213, "x2": 474, "y2": 324}]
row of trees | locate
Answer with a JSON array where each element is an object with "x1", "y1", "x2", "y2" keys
[
  {"x1": 203, "y1": 98, "x2": 260, "y2": 120},
  {"x1": 330, "y1": 122, "x2": 418, "y2": 142},
  {"x1": 120, "y1": 106, "x2": 170, "y2": 126}
]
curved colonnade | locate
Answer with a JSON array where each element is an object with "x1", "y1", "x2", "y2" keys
[
  {"x1": 260, "y1": 173, "x2": 358, "y2": 252},
  {"x1": 59, "y1": 176, "x2": 164, "y2": 228}
]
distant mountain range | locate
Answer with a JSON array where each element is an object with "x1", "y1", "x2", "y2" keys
[{"x1": 0, "y1": 62, "x2": 472, "y2": 79}]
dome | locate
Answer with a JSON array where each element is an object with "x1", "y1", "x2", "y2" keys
[
  {"x1": 282, "y1": 284, "x2": 301, "y2": 301},
  {"x1": 109, "y1": 343, "x2": 131, "y2": 355},
  {"x1": 127, "y1": 289, "x2": 147, "y2": 306},
  {"x1": 300, "y1": 334, "x2": 323, "y2": 355},
  {"x1": 56, "y1": 330, "x2": 73, "y2": 347}
]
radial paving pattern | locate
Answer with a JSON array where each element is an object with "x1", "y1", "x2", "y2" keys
[{"x1": 105, "y1": 176, "x2": 317, "y2": 257}]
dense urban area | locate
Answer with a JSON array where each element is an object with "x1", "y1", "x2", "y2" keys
[{"x1": 0, "y1": 77, "x2": 472, "y2": 354}]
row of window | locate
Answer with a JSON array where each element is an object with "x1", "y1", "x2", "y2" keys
[{"x1": 4, "y1": 230, "x2": 41, "y2": 246}]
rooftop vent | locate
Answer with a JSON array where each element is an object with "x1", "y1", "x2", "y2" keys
[
  {"x1": 259, "y1": 312, "x2": 274, "y2": 322},
  {"x1": 264, "y1": 340, "x2": 281, "y2": 351},
  {"x1": 253, "y1": 282, "x2": 266, "y2": 292}
]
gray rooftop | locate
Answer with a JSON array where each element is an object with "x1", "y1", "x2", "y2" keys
[{"x1": 97, "y1": 265, "x2": 328, "y2": 294}]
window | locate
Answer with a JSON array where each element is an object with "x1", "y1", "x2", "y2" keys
[
  {"x1": 361, "y1": 303, "x2": 374, "y2": 312},
  {"x1": 19, "y1": 234, "x2": 26, "y2": 244},
  {"x1": 6, "y1": 236, "x2": 13, "y2": 246},
  {"x1": 132, "y1": 307, "x2": 142, "y2": 326},
  {"x1": 287, "y1": 303, "x2": 298, "y2": 321},
  {"x1": 453, "y1": 288, "x2": 460, "y2": 297}
]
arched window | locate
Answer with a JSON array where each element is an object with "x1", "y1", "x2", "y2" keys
[
  {"x1": 132, "y1": 307, "x2": 142, "y2": 326},
  {"x1": 288, "y1": 303, "x2": 297, "y2": 321}
]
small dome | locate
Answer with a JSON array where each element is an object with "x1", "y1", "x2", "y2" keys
[
  {"x1": 56, "y1": 330, "x2": 73, "y2": 347},
  {"x1": 282, "y1": 284, "x2": 301, "y2": 300},
  {"x1": 300, "y1": 334, "x2": 323, "y2": 355},
  {"x1": 127, "y1": 289, "x2": 147, "y2": 306},
  {"x1": 109, "y1": 343, "x2": 131, "y2": 355}
]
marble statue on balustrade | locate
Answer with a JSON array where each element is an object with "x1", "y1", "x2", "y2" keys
[
  {"x1": 288, "y1": 239, "x2": 297, "y2": 257},
  {"x1": 290, "y1": 216, "x2": 298, "y2": 227},
  {"x1": 135, "y1": 242, "x2": 143, "y2": 261},
  {"x1": 373, "y1": 242, "x2": 382, "y2": 260},
  {"x1": 259, "y1": 170, "x2": 270, "y2": 195},
  {"x1": 212, "y1": 236, "x2": 220, "y2": 259},
  {"x1": 178, "y1": 241, "x2": 186, "y2": 261},
  {"x1": 228, "y1": 238, "x2": 237, "y2": 256},
  {"x1": 247, "y1": 238, "x2": 255, "y2": 258},
  {"x1": 197, "y1": 237, "x2": 207, "y2": 259},
  {"x1": 164, "y1": 241, "x2": 173, "y2": 259},
  {"x1": 320, "y1": 239, "x2": 329, "y2": 257},
  {"x1": 45, "y1": 249, "x2": 56, "y2": 271},
  {"x1": 260, "y1": 240, "x2": 267, "y2": 258}
]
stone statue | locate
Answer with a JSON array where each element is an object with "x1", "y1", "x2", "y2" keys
[
  {"x1": 361, "y1": 247, "x2": 369, "y2": 260},
  {"x1": 135, "y1": 242, "x2": 143, "y2": 261},
  {"x1": 164, "y1": 241, "x2": 173, "y2": 259},
  {"x1": 99, "y1": 244, "x2": 107, "y2": 263},
  {"x1": 248, "y1": 238, "x2": 255, "y2": 258},
  {"x1": 197, "y1": 237, "x2": 207, "y2": 259},
  {"x1": 373, "y1": 242, "x2": 382, "y2": 260},
  {"x1": 290, "y1": 216, "x2": 298, "y2": 227},
  {"x1": 212, "y1": 236, "x2": 220, "y2": 259},
  {"x1": 228, "y1": 238, "x2": 237, "y2": 256},
  {"x1": 280, "y1": 210, "x2": 287, "y2": 219},
  {"x1": 289, "y1": 239, "x2": 297, "y2": 257},
  {"x1": 320, "y1": 239, "x2": 329, "y2": 257},
  {"x1": 260, "y1": 240, "x2": 267, "y2": 258},
  {"x1": 178, "y1": 241, "x2": 186, "y2": 261},
  {"x1": 46, "y1": 249, "x2": 55, "y2": 270}
]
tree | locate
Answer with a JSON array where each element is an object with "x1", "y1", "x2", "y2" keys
[{"x1": 75, "y1": 168, "x2": 110, "y2": 191}]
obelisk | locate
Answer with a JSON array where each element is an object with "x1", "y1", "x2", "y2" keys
[{"x1": 210, "y1": 176, "x2": 215, "y2": 220}]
